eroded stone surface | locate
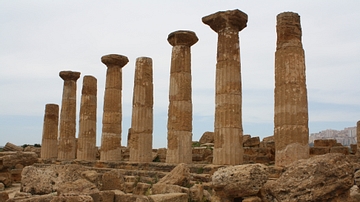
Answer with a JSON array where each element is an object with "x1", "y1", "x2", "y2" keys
[
  {"x1": 166, "y1": 30, "x2": 197, "y2": 164},
  {"x1": 41, "y1": 104, "x2": 59, "y2": 159},
  {"x1": 202, "y1": 9, "x2": 247, "y2": 165},
  {"x1": 100, "y1": 54, "x2": 128, "y2": 162},
  {"x1": 212, "y1": 163, "x2": 268, "y2": 199},
  {"x1": 58, "y1": 71, "x2": 81, "y2": 161},
  {"x1": 129, "y1": 57, "x2": 154, "y2": 163},
  {"x1": 274, "y1": 12, "x2": 309, "y2": 167},
  {"x1": 77, "y1": 75, "x2": 97, "y2": 161},
  {"x1": 262, "y1": 153, "x2": 354, "y2": 202}
]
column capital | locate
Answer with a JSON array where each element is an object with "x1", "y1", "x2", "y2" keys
[
  {"x1": 167, "y1": 30, "x2": 198, "y2": 47},
  {"x1": 101, "y1": 54, "x2": 129, "y2": 68},
  {"x1": 59, "y1": 71, "x2": 81, "y2": 81},
  {"x1": 202, "y1": 9, "x2": 248, "y2": 33}
]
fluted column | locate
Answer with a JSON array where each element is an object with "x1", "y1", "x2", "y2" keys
[
  {"x1": 41, "y1": 104, "x2": 59, "y2": 159},
  {"x1": 202, "y1": 9, "x2": 247, "y2": 165},
  {"x1": 129, "y1": 57, "x2": 153, "y2": 162},
  {"x1": 356, "y1": 121, "x2": 360, "y2": 155},
  {"x1": 165, "y1": 30, "x2": 198, "y2": 163},
  {"x1": 58, "y1": 71, "x2": 80, "y2": 160},
  {"x1": 100, "y1": 54, "x2": 129, "y2": 162},
  {"x1": 274, "y1": 12, "x2": 309, "y2": 167},
  {"x1": 77, "y1": 75, "x2": 97, "y2": 161}
]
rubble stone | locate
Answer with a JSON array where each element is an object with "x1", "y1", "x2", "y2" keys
[
  {"x1": 212, "y1": 164, "x2": 268, "y2": 199},
  {"x1": 262, "y1": 153, "x2": 354, "y2": 201}
]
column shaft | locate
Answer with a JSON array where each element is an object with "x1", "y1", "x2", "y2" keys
[
  {"x1": 77, "y1": 75, "x2": 97, "y2": 161},
  {"x1": 129, "y1": 57, "x2": 153, "y2": 162},
  {"x1": 58, "y1": 71, "x2": 80, "y2": 160},
  {"x1": 40, "y1": 104, "x2": 59, "y2": 159},
  {"x1": 202, "y1": 9, "x2": 247, "y2": 165},
  {"x1": 356, "y1": 121, "x2": 360, "y2": 155},
  {"x1": 100, "y1": 54, "x2": 128, "y2": 162},
  {"x1": 274, "y1": 12, "x2": 309, "y2": 167},
  {"x1": 166, "y1": 30, "x2": 198, "y2": 164}
]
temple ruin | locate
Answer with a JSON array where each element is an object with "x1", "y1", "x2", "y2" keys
[
  {"x1": 3, "y1": 8, "x2": 359, "y2": 201},
  {"x1": 202, "y1": 9, "x2": 247, "y2": 165},
  {"x1": 274, "y1": 12, "x2": 309, "y2": 167}
]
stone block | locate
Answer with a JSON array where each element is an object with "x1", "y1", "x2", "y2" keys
[
  {"x1": 242, "y1": 196, "x2": 262, "y2": 202},
  {"x1": 148, "y1": 193, "x2": 188, "y2": 202},
  {"x1": 310, "y1": 147, "x2": 329, "y2": 155},
  {"x1": 157, "y1": 148, "x2": 167, "y2": 162},
  {"x1": 101, "y1": 169, "x2": 125, "y2": 191},
  {"x1": 199, "y1": 131, "x2": 214, "y2": 144},
  {"x1": 151, "y1": 184, "x2": 189, "y2": 195},
  {"x1": 243, "y1": 137, "x2": 260, "y2": 147},
  {"x1": 115, "y1": 193, "x2": 149, "y2": 202},
  {"x1": 157, "y1": 163, "x2": 190, "y2": 186},
  {"x1": 255, "y1": 156, "x2": 271, "y2": 164},
  {"x1": 133, "y1": 182, "x2": 151, "y2": 195},
  {"x1": 57, "y1": 179, "x2": 98, "y2": 195},
  {"x1": 262, "y1": 136, "x2": 274, "y2": 142},
  {"x1": 350, "y1": 144, "x2": 357, "y2": 154},
  {"x1": 192, "y1": 147, "x2": 212, "y2": 162},
  {"x1": 189, "y1": 184, "x2": 203, "y2": 202},
  {"x1": 51, "y1": 195, "x2": 94, "y2": 202},
  {"x1": 0, "y1": 171, "x2": 12, "y2": 187},
  {"x1": 10, "y1": 169, "x2": 22, "y2": 183},
  {"x1": 124, "y1": 182, "x2": 135, "y2": 193},
  {"x1": 330, "y1": 146, "x2": 350, "y2": 155},
  {"x1": 0, "y1": 191, "x2": 9, "y2": 201},
  {"x1": 90, "y1": 190, "x2": 115, "y2": 202},
  {"x1": 0, "y1": 182, "x2": 4, "y2": 191},
  {"x1": 212, "y1": 164, "x2": 268, "y2": 199},
  {"x1": 242, "y1": 135, "x2": 251, "y2": 143},
  {"x1": 244, "y1": 147, "x2": 257, "y2": 155},
  {"x1": 314, "y1": 139, "x2": 337, "y2": 147},
  {"x1": 3, "y1": 142, "x2": 23, "y2": 152}
]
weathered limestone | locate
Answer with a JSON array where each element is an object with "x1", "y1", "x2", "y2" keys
[
  {"x1": 274, "y1": 12, "x2": 309, "y2": 167},
  {"x1": 77, "y1": 76, "x2": 97, "y2": 161},
  {"x1": 58, "y1": 70, "x2": 81, "y2": 160},
  {"x1": 357, "y1": 121, "x2": 360, "y2": 155},
  {"x1": 166, "y1": 30, "x2": 198, "y2": 163},
  {"x1": 100, "y1": 54, "x2": 129, "y2": 162},
  {"x1": 202, "y1": 9, "x2": 248, "y2": 165},
  {"x1": 40, "y1": 104, "x2": 59, "y2": 159},
  {"x1": 129, "y1": 57, "x2": 154, "y2": 162},
  {"x1": 2, "y1": 142, "x2": 23, "y2": 152}
]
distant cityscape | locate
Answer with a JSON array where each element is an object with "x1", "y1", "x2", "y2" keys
[{"x1": 309, "y1": 127, "x2": 357, "y2": 146}]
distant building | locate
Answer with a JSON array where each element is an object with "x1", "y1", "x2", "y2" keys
[{"x1": 309, "y1": 127, "x2": 356, "y2": 146}]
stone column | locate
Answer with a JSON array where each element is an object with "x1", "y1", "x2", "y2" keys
[
  {"x1": 357, "y1": 121, "x2": 360, "y2": 155},
  {"x1": 129, "y1": 57, "x2": 153, "y2": 162},
  {"x1": 77, "y1": 75, "x2": 97, "y2": 161},
  {"x1": 58, "y1": 71, "x2": 81, "y2": 160},
  {"x1": 100, "y1": 54, "x2": 129, "y2": 162},
  {"x1": 165, "y1": 30, "x2": 198, "y2": 164},
  {"x1": 202, "y1": 9, "x2": 247, "y2": 165},
  {"x1": 274, "y1": 12, "x2": 309, "y2": 167},
  {"x1": 41, "y1": 103, "x2": 59, "y2": 159}
]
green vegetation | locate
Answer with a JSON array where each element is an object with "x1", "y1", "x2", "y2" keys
[{"x1": 192, "y1": 141, "x2": 201, "y2": 147}]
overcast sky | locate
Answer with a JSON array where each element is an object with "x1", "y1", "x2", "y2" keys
[{"x1": 1, "y1": 1, "x2": 359, "y2": 148}]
